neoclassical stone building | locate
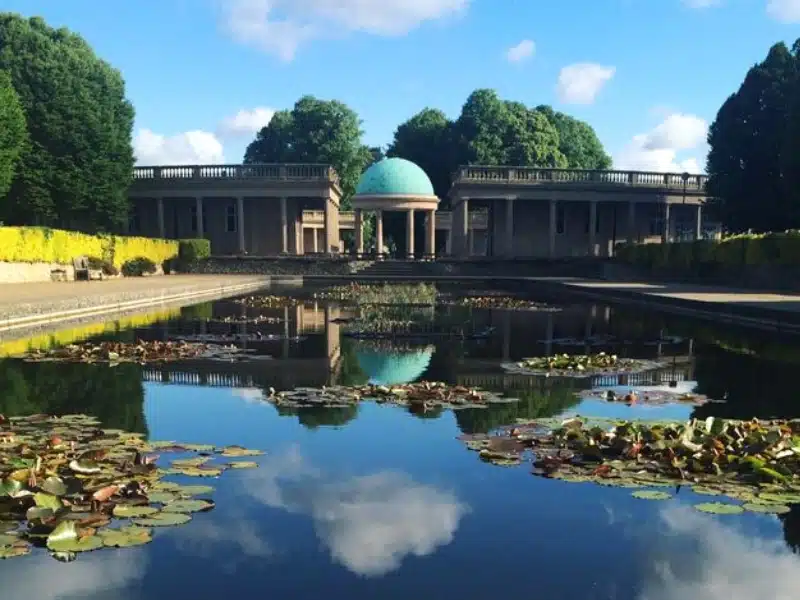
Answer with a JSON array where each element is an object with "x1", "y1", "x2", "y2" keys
[{"x1": 128, "y1": 160, "x2": 709, "y2": 258}]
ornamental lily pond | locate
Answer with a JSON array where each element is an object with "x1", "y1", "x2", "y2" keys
[{"x1": 1, "y1": 282, "x2": 800, "y2": 599}]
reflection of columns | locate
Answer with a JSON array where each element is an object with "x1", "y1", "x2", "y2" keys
[
  {"x1": 445, "y1": 230, "x2": 452, "y2": 255},
  {"x1": 375, "y1": 210, "x2": 384, "y2": 257},
  {"x1": 425, "y1": 210, "x2": 435, "y2": 258},
  {"x1": 694, "y1": 204, "x2": 702, "y2": 240},
  {"x1": 283, "y1": 306, "x2": 289, "y2": 359},
  {"x1": 406, "y1": 210, "x2": 415, "y2": 259},
  {"x1": 662, "y1": 203, "x2": 670, "y2": 244},
  {"x1": 156, "y1": 198, "x2": 165, "y2": 238},
  {"x1": 627, "y1": 201, "x2": 636, "y2": 243},
  {"x1": 502, "y1": 310, "x2": 511, "y2": 361},
  {"x1": 355, "y1": 209, "x2": 364, "y2": 254},
  {"x1": 323, "y1": 198, "x2": 333, "y2": 254},
  {"x1": 237, "y1": 197, "x2": 245, "y2": 253},
  {"x1": 588, "y1": 200, "x2": 597, "y2": 256},
  {"x1": 545, "y1": 312, "x2": 554, "y2": 356},
  {"x1": 280, "y1": 197, "x2": 288, "y2": 253},
  {"x1": 548, "y1": 199, "x2": 557, "y2": 258},
  {"x1": 467, "y1": 218, "x2": 474, "y2": 257},
  {"x1": 505, "y1": 197, "x2": 514, "y2": 256},
  {"x1": 195, "y1": 197, "x2": 204, "y2": 237}
]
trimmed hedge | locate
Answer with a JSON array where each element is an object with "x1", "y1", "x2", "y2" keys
[
  {"x1": 615, "y1": 231, "x2": 800, "y2": 269},
  {"x1": 0, "y1": 227, "x2": 179, "y2": 269},
  {"x1": 179, "y1": 238, "x2": 211, "y2": 262},
  {"x1": 121, "y1": 257, "x2": 157, "y2": 277}
]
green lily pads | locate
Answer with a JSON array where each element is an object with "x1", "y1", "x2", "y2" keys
[
  {"x1": 0, "y1": 541, "x2": 31, "y2": 559},
  {"x1": 219, "y1": 446, "x2": 264, "y2": 457},
  {"x1": 0, "y1": 534, "x2": 19, "y2": 546},
  {"x1": 132, "y1": 512, "x2": 192, "y2": 527},
  {"x1": 757, "y1": 492, "x2": 800, "y2": 504},
  {"x1": 112, "y1": 505, "x2": 159, "y2": 518},
  {"x1": 174, "y1": 485, "x2": 214, "y2": 497},
  {"x1": 151, "y1": 481, "x2": 183, "y2": 492},
  {"x1": 0, "y1": 479, "x2": 25, "y2": 498},
  {"x1": 631, "y1": 490, "x2": 672, "y2": 500},
  {"x1": 99, "y1": 526, "x2": 153, "y2": 548},
  {"x1": 596, "y1": 479, "x2": 643, "y2": 488},
  {"x1": 33, "y1": 492, "x2": 63, "y2": 511},
  {"x1": 225, "y1": 461, "x2": 258, "y2": 469},
  {"x1": 48, "y1": 536, "x2": 104, "y2": 553},
  {"x1": 174, "y1": 466, "x2": 223, "y2": 478},
  {"x1": 171, "y1": 456, "x2": 211, "y2": 468},
  {"x1": 162, "y1": 499, "x2": 215, "y2": 514},
  {"x1": 182, "y1": 444, "x2": 216, "y2": 453},
  {"x1": 40, "y1": 476, "x2": 67, "y2": 497},
  {"x1": 742, "y1": 502, "x2": 791, "y2": 514},
  {"x1": 691, "y1": 485, "x2": 723, "y2": 496},
  {"x1": 146, "y1": 492, "x2": 177, "y2": 504},
  {"x1": 694, "y1": 502, "x2": 745, "y2": 515}
]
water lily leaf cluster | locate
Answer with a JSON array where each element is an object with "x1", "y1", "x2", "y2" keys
[
  {"x1": 0, "y1": 413, "x2": 263, "y2": 561},
  {"x1": 268, "y1": 381, "x2": 518, "y2": 410},
  {"x1": 503, "y1": 352, "x2": 666, "y2": 377},
  {"x1": 459, "y1": 415, "x2": 800, "y2": 512},
  {"x1": 19, "y1": 341, "x2": 262, "y2": 364},
  {"x1": 441, "y1": 295, "x2": 561, "y2": 312},
  {"x1": 583, "y1": 388, "x2": 715, "y2": 407},
  {"x1": 312, "y1": 283, "x2": 438, "y2": 306},
  {"x1": 234, "y1": 295, "x2": 299, "y2": 309}
]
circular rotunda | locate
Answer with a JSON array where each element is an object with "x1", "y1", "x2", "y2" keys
[{"x1": 351, "y1": 158, "x2": 440, "y2": 259}]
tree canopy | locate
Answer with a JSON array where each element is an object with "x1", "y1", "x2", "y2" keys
[
  {"x1": 244, "y1": 95, "x2": 373, "y2": 207},
  {"x1": 0, "y1": 68, "x2": 26, "y2": 201},
  {"x1": 706, "y1": 38, "x2": 800, "y2": 232},
  {"x1": 0, "y1": 13, "x2": 135, "y2": 232},
  {"x1": 535, "y1": 105, "x2": 612, "y2": 170}
]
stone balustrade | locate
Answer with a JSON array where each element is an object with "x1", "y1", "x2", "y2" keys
[
  {"x1": 133, "y1": 163, "x2": 339, "y2": 184},
  {"x1": 304, "y1": 210, "x2": 355, "y2": 228},
  {"x1": 454, "y1": 166, "x2": 707, "y2": 191}
]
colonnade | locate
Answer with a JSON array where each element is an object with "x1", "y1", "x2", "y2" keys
[{"x1": 353, "y1": 208, "x2": 437, "y2": 258}]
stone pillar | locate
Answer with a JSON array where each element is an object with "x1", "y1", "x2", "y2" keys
[
  {"x1": 588, "y1": 200, "x2": 597, "y2": 256},
  {"x1": 323, "y1": 198, "x2": 333, "y2": 254},
  {"x1": 375, "y1": 209, "x2": 384, "y2": 258},
  {"x1": 237, "y1": 197, "x2": 245, "y2": 253},
  {"x1": 662, "y1": 203, "x2": 671, "y2": 244},
  {"x1": 694, "y1": 204, "x2": 703, "y2": 240},
  {"x1": 156, "y1": 197, "x2": 165, "y2": 238},
  {"x1": 549, "y1": 199, "x2": 557, "y2": 258},
  {"x1": 295, "y1": 216, "x2": 303, "y2": 254},
  {"x1": 280, "y1": 197, "x2": 288, "y2": 253},
  {"x1": 355, "y1": 209, "x2": 364, "y2": 255},
  {"x1": 627, "y1": 201, "x2": 636, "y2": 243},
  {"x1": 505, "y1": 197, "x2": 514, "y2": 256},
  {"x1": 406, "y1": 210, "x2": 415, "y2": 259},
  {"x1": 445, "y1": 230, "x2": 452, "y2": 255},
  {"x1": 313, "y1": 229, "x2": 319, "y2": 253},
  {"x1": 425, "y1": 210, "x2": 436, "y2": 258},
  {"x1": 454, "y1": 198, "x2": 469, "y2": 257},
  {"x1": 195, "y1": 197, "x2": 204, "y2": 238},
  {"x1": 467, "y1": 218, "x2": 474, "y2": 257}
]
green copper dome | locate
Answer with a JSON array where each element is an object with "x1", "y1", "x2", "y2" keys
[{"x1": 354, "y1": 158, "x2": 436, "y2": 197}]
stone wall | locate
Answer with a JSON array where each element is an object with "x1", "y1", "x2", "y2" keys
[
  {"x1": 184, "y1": 257, "x2": 373, "y2": 276},
  {"x1": 0, "y1": 262, "x2": 76, "y2": 283}
]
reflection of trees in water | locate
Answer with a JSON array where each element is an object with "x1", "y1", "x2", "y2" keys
[
  {"x1": 273, "y1": 405, "x2": 359, "y2": 429},
  {"x1": 455, "y1": 380, "x2": 582, "y2": 434},
  {"x1": 779, "y1": 505, "x2": 800, "y2": 554},
  {"x1": 0, "y1": 359, "x2": 147, "y2": 434},
  {"x1": 691, "y1": 347, "x2": 799, "y2": 420},
  {"x1": 336, "y1": 338, "x2": 369, "y2": 387}
]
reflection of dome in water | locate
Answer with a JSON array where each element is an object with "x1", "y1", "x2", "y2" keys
[{"x1": 356, "y1": 347, "x2": 434, "y2": 385}]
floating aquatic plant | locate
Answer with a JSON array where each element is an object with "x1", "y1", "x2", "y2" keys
[
  {"x1": 440, "y1": 295, "x2": 561, "y2": 312},
  {"x1": 503, "y1": 352, "x2": 669, "y2": 377},
  {"x1": 0, "y1": 413, "x2": 263, "y2": 561},
  {"x1": 313, "y1": 283, "x2": 438, "y2": 306},
  {"x1": 19, "y1": 341, "x2": 265, "y2": 364},
  {"x1": 584, "y1": 388, "x2": 715, "y2": 407}
]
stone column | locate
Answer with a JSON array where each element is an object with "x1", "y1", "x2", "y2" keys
[
  {"x1": 323, "y1": 198, "x2": 333, "y2": 254},
  {"x1": 662, "y1": 203, "x2": 671, "y2": 244},
  {"x1": 467, "y1": 216, "x2": 474, "y2": 257},
  {"x1": 295, "y1": 213, "x2": 303, "y2": 254},
  {"x1": 549, "y1": 199, "x2": 557, "y2": 258},
  {"x1": 445, "y1": 230, "x2": 452, "y2": 255},
  {"x1": 237, "y1": 197, "x2": 245, "y2": 253},
  {"x1": 195, "y1": 197, "x2": 204, "y2": 238},
  {"x1": 454, "y1": 198, "x2": 469, "y2": 257},
  {"x1": 627, "y1": 201, "x2": 636, "y2": 243},
  {"x1": 425, "y1": 210, "x2": 436, "y2": 258},
  {"x1": 313, "y1": 229, "x2": 319, "y2": 253},
  {"x1": 375, "y1": 209, "x2": 384, "y2": 258},
  {"x1": 694, "y1": 204, "x2": 703, "y2": 240},
  {"x1": 156, "y1": 197, "x2": 165, "y2": 238},
  {"x1": 505, "y1": 197, "x2": 514, "y2": 256},
  {"x1": 406, "y1": 210, "x2": 415, "y2": 259},
  {"x1": 588, "y1": 200, "x2": 597, "y2": 256},
  {"x1": 355, "y1": 209, "x2": 364, "y2": 255},
  {"x1": 280, "y1": 197, "x2": 288, "y2": 253}
]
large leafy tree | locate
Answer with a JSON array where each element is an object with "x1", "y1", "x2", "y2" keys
[
  {"x1": 706, "y1": 39, "x2": 799, "y2": 232},
  {"x1": 244, "y1": 95, "x2": 373, "y2": 207},
  {"x1": 0, "y1": 69, "x2": 26, "y2": 201},
  {"x1": 0, "y1": 14, "x2": 135, "y2": 232},
  {"x1": 536, "y1": 105, "x2": 611, "y2": 169}
]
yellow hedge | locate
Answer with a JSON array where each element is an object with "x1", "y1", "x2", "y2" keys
[
  {"x1": 0, "y1": 227, "x2": 179, "y2": 269},
  {"x1": 616, "y1": 230, "x2": 800, "y2": 269}
]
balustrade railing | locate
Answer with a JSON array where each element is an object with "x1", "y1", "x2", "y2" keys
[
  {"x1": 454, "y1": 166, "x2": 707, "y2": 190},
  {"x1": 132, "y1": 163, "x2": 339, "y2": 184}
]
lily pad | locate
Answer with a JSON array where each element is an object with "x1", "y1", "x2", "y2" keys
[
  {"x1": 40, "y1": 476, "x2": 67, "y2": 497},
  {"x1": 33, "y1": 492, "x2": 63, "y2": 511},
  {"x1": 631, "y1": 490, "x2": 672, "y2": 500},
  {"x1": 0, "y1": 541, "x2": 30, "y2": 559},
  {"x1": 225, "y1": 461, "x2": 258, "y2": 469},
  {"x1": 47, "y1": 536, "x2": 104, "y2": 553},
  {"x1": 162, "y1": 499, "x2": 215, "y2": 514},
  {"x1": 146, "y1": 492, "x2": 177, "y2": 504},
  {"x1": 171, "y1": 456, "x2": 211, "y2": 468},
  {"x1": 174, "y1": 467, "x2": 223, "y2": 478},
  {"x1": 132, "y1": 512, "x2": 192, "y2": 527},
  {"x1": 219, "y1": 446, "x2": 264, "y2": 458},
  {"x1": 756, "y1": 492, "x2": 800, "y2": 505},
  {"x1": 694, "y1": 502, "x2": 745, "y2": 515},
  {"x1": 174, "y1": 485, "x2": 215, "y2": 497},
  {"x1": 742, "y1": 502, "x2": 791, "y2": 514},
  {"x1": 112, "y1": 505, "x2": 159, "y2": 518},
  {"x1": 99, "y1": 526, "x2": 153, "y2": 548},
  {"x1": 691, "y1": 485, "x2": 723, "y2": 496}
]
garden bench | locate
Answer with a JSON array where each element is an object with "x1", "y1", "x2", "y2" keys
[{"x1": 72, "y1": 256, "x2": 104, "y2": 281}]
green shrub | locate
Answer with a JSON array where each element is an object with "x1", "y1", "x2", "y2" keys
[
  {"x1": 179, "y1": 239, "x2": 211, "y2": 262},
  {"x1": 86, "y1": 256, "x2": 118, "y2": 276},
  {"x1": 121, "y1": 256, "x2": 157, "y2": 277}
]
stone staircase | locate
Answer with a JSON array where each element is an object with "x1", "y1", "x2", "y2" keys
[{"x1": 348, "y1": 260, "x2": 438, "y2": 279}]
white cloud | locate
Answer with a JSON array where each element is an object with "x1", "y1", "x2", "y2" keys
[
  {"x1": 556, "y1": 63, "x2": 615, "y2": 105},
  {"x1": 639, "y1": 505, "x2": 800, "y2": 600},
  {"x1": 242, "y1": 446, "x2": 469, "y2": 577},
  {"x1": 217, "y1": 107, "x2": 276, "y2": 137},
  {"x1": 133, "y1": 129, "x2": 225, "y2": 165},
  {"x1": 505, "y1": 39, "x2": 535, "y2": 63},
  {"x1": 219, "y1": 0, "x2": 470, "y2": 61},
  {"x1": 615, "y1": 112, "x2": 708, "y2": 173},
  {"x1": 767, "y1": 0, "x2": 800, "y2": 22}
]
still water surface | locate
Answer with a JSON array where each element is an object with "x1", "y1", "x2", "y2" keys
[{"x1": 1, "y1": 285, "x2": 799, "y2": 599}]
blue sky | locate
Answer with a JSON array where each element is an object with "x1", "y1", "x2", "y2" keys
[{"x1": 5, "y1": 0, "x2": 799, "y2": 173}]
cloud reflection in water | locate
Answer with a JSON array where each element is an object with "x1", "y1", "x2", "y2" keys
[{"x1": 243, "y1": 446, "x2": 469, "y2": 576}]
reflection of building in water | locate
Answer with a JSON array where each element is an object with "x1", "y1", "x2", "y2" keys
[{"x1": 354, "y1": 343, "x2": 435, "y2": 386}]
